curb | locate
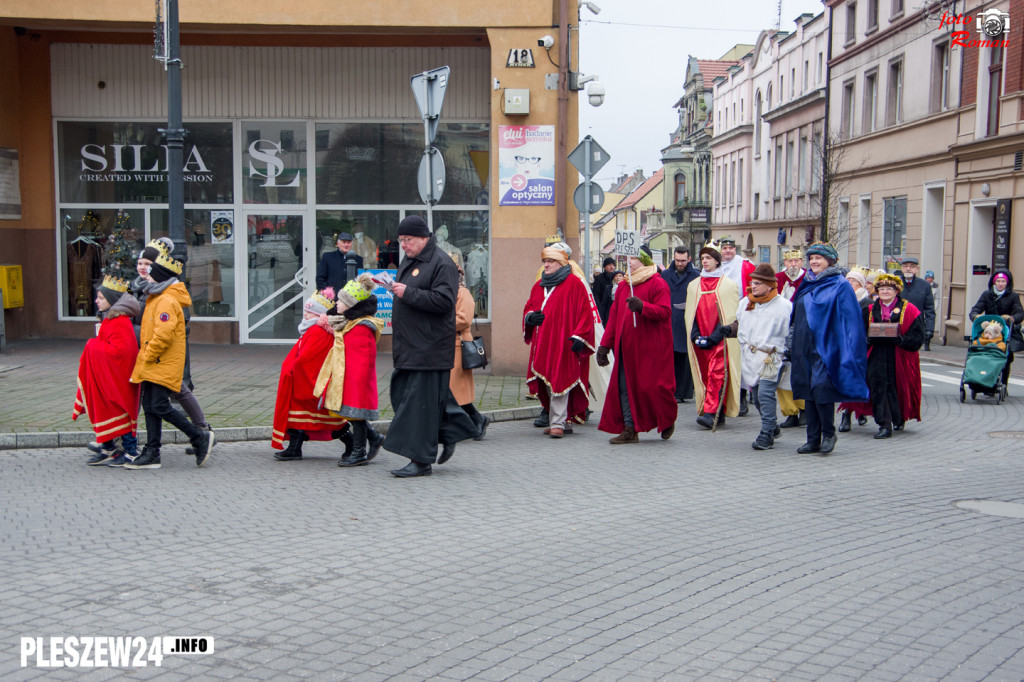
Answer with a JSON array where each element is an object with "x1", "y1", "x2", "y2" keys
[{"x1": 0, "y1": 406, "x2": 542, "y2": 451}]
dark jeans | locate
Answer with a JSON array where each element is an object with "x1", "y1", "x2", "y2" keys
[
  {"x1": 141, "y1": 381, "x2": 203, "y2": 450},
  {"x1": 804, "y1": 400, "x2": 835, "y2": 445},
  {"x1": 672, "y1": 350, "x2": 693, "y2": 400}
]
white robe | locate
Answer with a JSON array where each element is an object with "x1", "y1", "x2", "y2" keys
[{"x1": 735, "y1": 295, "x2": 792, "y2": 390}]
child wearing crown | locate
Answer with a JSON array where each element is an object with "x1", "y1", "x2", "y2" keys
[
  {"x1": 270, "y1": 287, "x2": 354, "y2": 461},
  {"x1": 313, "y1": 273, "x2": 386, "y2": 467},
  {"x1": 127, "y1": 251, "x2": 215, "y2": 469},
  {"x1": 73, "y1": 275, "x2": 142, "y2": 465}
]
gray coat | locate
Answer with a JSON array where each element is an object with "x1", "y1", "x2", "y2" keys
[{"x1": 391, "y1": 237, "x2": 459, "y2": 371}]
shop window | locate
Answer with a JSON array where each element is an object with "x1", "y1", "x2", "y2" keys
[
  {"x1": 60, "y1": 208, "x2": 145, "y2": 318},
  {"x1": 242, "y1": 121, "x2": 307, "y2": 205},
  {"x1": 57, "y1": 121, "x2": 233, "y2": 204},
  {"x1": 315, "y1": 123, "x2": 489, "y2": 206},
  {"x1": 152, "y1": 209, "x2": 236, "y2": 318}
]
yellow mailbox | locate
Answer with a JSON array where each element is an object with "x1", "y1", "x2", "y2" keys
[{"x1": 0, "y1": 264, "x2": 24, "y2": 308}]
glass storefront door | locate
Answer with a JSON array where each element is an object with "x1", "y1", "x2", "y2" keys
[{"x1": 243, "y1": 211, "x2": 310, "y2": 342}]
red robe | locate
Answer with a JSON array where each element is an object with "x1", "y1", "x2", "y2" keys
[
  {"x1": 776, "y1": 268, "x2": 806, "y2": 301},
  {"x1": 598, "y1": 274, "x2": 677, "y2": 434},
  {"x1": 524, "y1": 272, "x2": 595, "y2": 422},
  {"x1": 72, "y1": 314, "x2": 140, "y2": 441},
  {"x1": 271, "y1": 323, "x2": 346, "y2": 449}
]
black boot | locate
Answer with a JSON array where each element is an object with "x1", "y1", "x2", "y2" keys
[
  {"x1": 838, "y1": 411, "x2": 852, "y2": 433},
  {"x1": 472, "y1": 412, "x2": 490, "y2": 441},
  {"x1": 738, "y1": 389, "x2": 749, "y2": 417},
  {"x1": 752, "y1": 430, "x2": 775, "y2": 450},
  {"x1": 779, "y1": 414, "x2": 800, "y2": 429},
  {"x1": 332, "y1": 424, "x2": 354, "y2": 459},
  {"x1": 391, "y1": 461, "x2": 432, "y2": 477},
  {"x1": 274, "y1": 430, "x2": 305, "y2": 461},
  {"x1": 797, "y1": 410, "x2": 807, "y2": 426},
  {"x1": 365, "y1": 424, "x2": 385, "y2": 462},
  {"x1": 338, "y1": 421, "x2": 369, "y2": 467},
  {"x1": 533, "y1": 409, "x2": 549, "y2": 428}
]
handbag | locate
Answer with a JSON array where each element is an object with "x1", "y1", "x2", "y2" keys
[{"x1": 461, "y1": 321, "x2": 488, "y2": 370}]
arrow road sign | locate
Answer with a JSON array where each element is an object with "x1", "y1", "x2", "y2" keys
[
  {"x1": 568, "y1": 135, "x2": 610, "y2": 178},
  {"x1": 417, "y1": 147, "x2": 446, "y2": 205},
  {"x1": 411, "y1": 66, "x2": 450, "y2": 145}
]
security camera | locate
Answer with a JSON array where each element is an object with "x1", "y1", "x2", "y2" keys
[
  {"x1": 587, "y1": 81, "x2": 606, "y2": 107},
  {"x1": 538, "y1": 35, "x2": 554, "y2": 49},
  {"x1": 578, "y1": 1, "x2": 601, "y2": 15}
]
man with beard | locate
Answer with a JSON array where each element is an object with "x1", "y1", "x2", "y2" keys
[
  {"x1": 383, "y1": 216, "x2": 478, "y2": 478},
  {"x1": 523, "y1": 245, "x2": 596, "y2": 438},
  {"x1": 595, "y1": 245, "x2": 677, "y2": 443},
  {"x1": 897, "y1": 257, "x2": 935, "y2": 352},
  {"x1": 788, "y1": 242, "x2": 869, "y2": 455},
  {"x1": 660, "y1": 246, "x2": 699, "y2": 402},
  {"x1": 685, "y1": 242, "x2": 741, "y2": 430},
  {"x1": 717, "y1": 235, "x2": 755, "y2": 415},
  {"x1": 775, "y1": 248, "x2": 807, "y2": 429}
]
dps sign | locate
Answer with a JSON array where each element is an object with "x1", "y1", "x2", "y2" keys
[{"x1": 615, "y1": 230, "x2": 642, "y2": 257}]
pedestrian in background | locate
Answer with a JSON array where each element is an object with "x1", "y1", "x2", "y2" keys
[
  {"x1": 788, "y1": 242, "x2": 869, "y2": 456},
  {"x1": 450, "y1": 253, "x2": 490, "y2": 440},
  {"x1": 383, "y1": 216, "x2": 478, "y2": 477},
  {"x1": 128, "y1": 252, "x2": 215, "y2": 469},
  {"x1": 596, "y1": 246, "x2": 677, "y2": 443},
  {"x1": 316, "y1": 231, "x2": 364, "y2": 292},
  {"x1": 660, "y1": 245, "x2": 699, "y2": 403},
  {"x1": 969, "y1": 270, "x2": 1024, "y2": 389},
  {"x1": 592, "y1": 257, "x2": 616, "y2": 325},
  {"x1": 898, "y1": 257, "x2": 935, "y2": 352},
  {"x1": 74, "y1": 275, "x2": 141, "y2": 466}
]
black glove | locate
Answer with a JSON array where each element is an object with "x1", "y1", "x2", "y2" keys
[
  {"x1": 570, "y1": 338, "x2": 586, "y2": 355},
  {"x1": 596, "y1": 346, "x2": 610, "y2": 367},
  {"x1": 626, "y1": 297, "x2": 643, "y2": 313},
  {"x1": 524, "y1": 311, "x2": 545, "y2": 327},
  {"x1": 707, "y1": 326, "x2": 725, "y2": 346}
]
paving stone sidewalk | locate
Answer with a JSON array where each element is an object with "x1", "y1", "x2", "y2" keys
[{"x1": 0, "y1": 339, "x2": 535, "y2": 445}]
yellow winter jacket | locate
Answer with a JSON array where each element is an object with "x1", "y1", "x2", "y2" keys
[{"x1": 131, "y1": 282, "x2": 192, "y2": 391}]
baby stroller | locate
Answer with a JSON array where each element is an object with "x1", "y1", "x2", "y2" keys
[{"x1": 959, "y1": 314, "x2": 1010, "y2": 404}]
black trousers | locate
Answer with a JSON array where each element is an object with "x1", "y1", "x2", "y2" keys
[
  {"x1": 141, "y1": 381, "x2": 203, "y2": 450},
  {"x1": 384, "y1": 369, "x2": 478, "y2": 464},
  {"x1": 673, "y1": 351, "x2": 693, "y2": 400},
  {"x1": 804, "y1": 400, "x2": 836, "y2": 444}
]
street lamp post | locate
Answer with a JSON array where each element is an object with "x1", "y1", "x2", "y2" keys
[{"x1": 157, "y1": 0, "x2": 186, "y2": 264}]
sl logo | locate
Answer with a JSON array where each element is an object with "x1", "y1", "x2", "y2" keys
[{"x1": 248, "y1": 139, "x2": 301, "y2": 188}]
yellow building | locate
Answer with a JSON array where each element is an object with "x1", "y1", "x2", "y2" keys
[{"x1": 0, "y1": 0, "x2": 581, "y2": 373}]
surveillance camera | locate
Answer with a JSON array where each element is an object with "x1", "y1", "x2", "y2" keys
[
  {"x1": 587, "y1": 81, "x2": 606, "y2": 107},
  {"x1": 578, "y1": 1, "x2": 602, "y2": 15},
  {"x1": 538, "y1": 35, "x2": 554, "y2": 49}
]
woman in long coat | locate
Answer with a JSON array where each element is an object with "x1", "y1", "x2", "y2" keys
[
  {"x1": 969, "y1": 269, "x2": 1024, "y2": 388},
  {"x1": 450, "y1": 256, "x2": 488, "y2": 439},
  {"x1": 865, "y1": 273, "x2": 924, "y2": 438}
]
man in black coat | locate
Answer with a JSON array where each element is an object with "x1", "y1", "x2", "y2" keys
[
  {"x1": 316, "y1": 231, "x2": 365, "y2": 292},
  {"x1": 591, "y1": 257, "x2": 616, "y2": 324},
  {"x1": 383, "y1": 216, "x2": 478, "y2": 478},
  {"x1": 897, "y1": 257, "x2": 935, "y2": 350},
  {"x1": 660, "y1": 246, "x2": 699, "y2": 402}
]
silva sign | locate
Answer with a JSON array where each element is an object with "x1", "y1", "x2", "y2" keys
[{"x1": 79, "y1": 144, "x2": 212, "y2": 183}]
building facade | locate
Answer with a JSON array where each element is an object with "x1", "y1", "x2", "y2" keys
[{"x1": 0, "y1": 0, "x2": 582, "y2": 373}]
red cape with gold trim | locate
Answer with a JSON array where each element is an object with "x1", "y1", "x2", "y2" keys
[
  {"x1": 72, "y1": 314, "x2": 140, "y2": 441},
  {"x1": 271, "y1": 322, "x2": 346, "y2": 449}
]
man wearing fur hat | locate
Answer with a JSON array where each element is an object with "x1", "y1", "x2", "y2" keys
[
  {"x1": 270, "y1": 287, "x2": 354, "y2": 462},
  {"x1": 595, "y1": 245, "x2": 677, "y2": 443},
  {"x1": 733, "y1": 264, "x2": 792, "y2": 450},
  {"x1": 74, "y1": 275, "x2": 142, "y2": 465},
  {"x1": 523, "y1": 244, "x2": 596, "y2": 438},
  {"x1": 788, "y1": 242, "x2": 869, "y2": 455},
  {"x1": 384, "y1": 215, "x2": 478, "y2": 477},
  {"x1": 127, "y1": 252, "x2": 215, "y2": 469},
  {"x1": 685, "y1": 243, "x2": 741, "y2": 429}
]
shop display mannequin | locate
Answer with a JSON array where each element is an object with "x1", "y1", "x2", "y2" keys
[{"x1": 352, "y1": 231, "x2": 377, "y2": 267}]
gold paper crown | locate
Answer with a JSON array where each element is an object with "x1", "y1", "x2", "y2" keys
[
  {"x1": 701, "y1": 238, "x2": 720, "y2": 252},
  {"x1": 544, "y1": 234, "x2": 563, "y2": 245},
  {"x1": 100, "y1": 275, "x2": 130, "y2": 293},
  {"x1": 154, "y1": 252, "x2": 183, "y2": 275},
  {"x1": 874, "y1": 273, "x2": 903, "y2": 292},
  {"x1": 146, "y1": 238, "x2": 172, "y2": 256},
  {"x1": 783, "y1": 248, "x2": 803, "y2": 260},
  {"x1": 310, "y1": 290, "x2": 334, "y2": 310}
]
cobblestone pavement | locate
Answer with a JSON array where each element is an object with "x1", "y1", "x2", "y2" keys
[
  {"x1": 2, "y1": 365, "x2": 1024, "y2": 680},
  {"x1": 0, "y1": 339, "x2": 532, "y2": 435}
]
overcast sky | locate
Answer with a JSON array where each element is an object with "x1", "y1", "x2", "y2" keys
[{"x1": 577, "y1": 0, "x2": 827, "y2": 189}]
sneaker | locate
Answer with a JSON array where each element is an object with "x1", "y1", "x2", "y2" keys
[
  {"x1": 752, "y1": 431, "x2": 775, "y2": 450},
  {"x1": 86, "y1": 440, "x2": 116, "y2": 455},
  {"x1": 123, "y1": 447, "x2": 161, "y2": 469},
  {"x1": 87, "y1": 450, "x2": 117, "y2": 466},
  {"x1": 107, "y1": 453, "x2": 131, "y2": 468},
  {"x1": 194, "y1": 430, "x2": 216, "y2": 467}
]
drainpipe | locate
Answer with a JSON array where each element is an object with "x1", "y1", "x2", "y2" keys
[
  {"x1": 557, "y1": 0, "x2": 570, "y2": 236},
  {"x1": 821, "y1": 2, "x2": 833, "y2": 243}
]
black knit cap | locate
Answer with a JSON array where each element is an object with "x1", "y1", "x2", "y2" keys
[{"x1": 397, "y1": 215, "x2": 430, "y2": 237}]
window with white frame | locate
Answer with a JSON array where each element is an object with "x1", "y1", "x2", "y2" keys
[
  {"x1": 867, "y1": 0, "x2": 879, "y2": 31},
  {"x1": 841, "y1": 80, "x2": 855, "y2": 139},
  {"x1": 798, "y1": 136, "x2": 808, "y2": 194},
  {"x1": 863, "y1": 70, "x2": 878, "y2": 133},
  {"x1": 930, "y1": 40, "x2": 950, "y2": 113},
  {"x1": 846, "y1": 2, "x2": 857, "y2": 44},
  {"x1": 786, "y1": 141, "x2": 794, "y2": 197},
  {"x1": 737, "y1": 158, "x2": 743, "y2": 206},
  {"x1": 886, "y1": 57, "x2": 904, "y2": 126}
]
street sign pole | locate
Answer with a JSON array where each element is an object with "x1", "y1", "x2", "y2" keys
[
  {"x1": 568, "y1": 135, "x2": 610, "y2": 284},
  {"x1": 411, "y1": 66, "x2": 450, "y2": 232},
  {"x1": 583, "y1": 137, "x2": 592, "y2": 281},
  {"x1": 421, "y1": 74, "x2": 433, "y2": 232}
]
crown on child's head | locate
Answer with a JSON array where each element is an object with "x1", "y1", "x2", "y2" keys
[
  {"x1": 101, "y1": 275, "x2": 130, "y2": 293},
  {"x1": 154, "y1": 252, "x2": 183, "y2": 275}
]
